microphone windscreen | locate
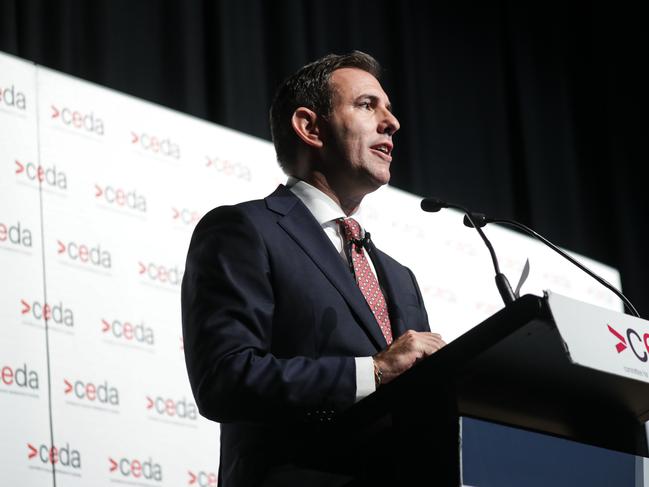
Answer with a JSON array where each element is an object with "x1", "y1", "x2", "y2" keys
[
  {"x1": 420, "y1": 198, "x2": 447, "y2": 212},
  {"x1": 463, "y1": 213, "x2": 488, "y2": 228}
]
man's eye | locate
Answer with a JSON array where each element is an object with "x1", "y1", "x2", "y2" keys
[{"x1": 361, "y1": 101, "x2": 372, "y2": 110}]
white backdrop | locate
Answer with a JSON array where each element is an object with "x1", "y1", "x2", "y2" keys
[{"x1": 0, "y1": 50, "x2": 623, "y2": 486}]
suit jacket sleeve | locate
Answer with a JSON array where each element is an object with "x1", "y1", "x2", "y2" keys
[{"x1": 181, "y1": 205, "x2": 356, "y2": 424}]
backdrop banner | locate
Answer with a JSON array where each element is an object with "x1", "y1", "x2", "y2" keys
[{"x1": 0, "y1": 50, "x2": 623, "y2": 485}]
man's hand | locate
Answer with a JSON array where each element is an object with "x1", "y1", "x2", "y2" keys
[{"x1": 373, "y1": 330, "x2": 446, "y2": 385}]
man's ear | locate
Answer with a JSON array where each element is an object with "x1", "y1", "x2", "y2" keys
[{"x1": 291, "y1": 107, "x2": 323, "y2": 148}]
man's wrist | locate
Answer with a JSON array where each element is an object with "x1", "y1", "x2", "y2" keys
[{"x1": 373, "y1": 358, "x2": 383, "y2": 388}]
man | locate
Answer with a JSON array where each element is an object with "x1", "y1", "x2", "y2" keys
[{"x1": 182, "y1": 51, "x2": 445, "y2": 487}]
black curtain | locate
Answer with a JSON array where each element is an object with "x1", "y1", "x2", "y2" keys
[{"x1": 2, "y1": 0, "x2": 646, "y2": 314}]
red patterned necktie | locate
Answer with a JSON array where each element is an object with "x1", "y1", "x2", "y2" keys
[{"x1": 338, "y1": 218, "x2": 393, "y2": 345}]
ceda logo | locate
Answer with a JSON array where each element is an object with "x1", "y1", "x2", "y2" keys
[
  {"x1": 0, "y1": 84, "x2": 27, "y2": 111},
  {"x1": 608, "y1": 323, "x2": 649, "y2": 362},
  {"x1": 51, "y1": 104, "x2": 104, "y2": 135}
]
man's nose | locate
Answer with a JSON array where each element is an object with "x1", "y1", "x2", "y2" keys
[{"x1": 379, "y1": 109, "x2": 400, "y2": 136}]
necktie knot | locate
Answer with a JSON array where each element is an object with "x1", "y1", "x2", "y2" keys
[{"x1": 338, "y1": 217, "x2": 362, "y2": 241}]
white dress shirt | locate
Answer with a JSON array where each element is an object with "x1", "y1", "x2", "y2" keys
[{"x1": 287, "y1": 177, "x2": 377, "y2": 400}]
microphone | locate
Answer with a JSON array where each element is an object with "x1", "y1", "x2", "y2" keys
[
  {"x1": 420, "y1": 198, "x2": 516, "y2": 306},
  {"x1": 420, "y1": 197, "x2": 447, "y2": 213},
  {"x1": 463, "y1": 214, "x2": 640, "y2": 317},
  {"x1": 351, "y1": 232, "x2": 372, "y2": 252}
]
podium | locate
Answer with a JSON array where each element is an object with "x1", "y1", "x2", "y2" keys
[{"x1": 313, "y1": 293, "x2": 649, "y2": 485}]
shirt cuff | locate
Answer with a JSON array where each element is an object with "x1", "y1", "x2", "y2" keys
[{"x1": 354, "y1": 356, "x2": 376, "y2": 402}]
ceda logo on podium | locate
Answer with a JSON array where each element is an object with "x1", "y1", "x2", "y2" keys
[{"x1": 608, "y1": 323, "x2": 649, "y2": 362}]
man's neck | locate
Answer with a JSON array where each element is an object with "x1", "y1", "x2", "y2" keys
[{"x1": 299, "y1": 172, "x2": 366, "y2": 216}]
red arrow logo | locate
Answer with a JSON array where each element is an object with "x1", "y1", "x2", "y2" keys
[
  {"x1": 101, "y1": 319, "x2": 111, "y2": 332},
  {"x1": 188, "y1": 470, "x2": 197, "y2": 484},
  {"x1": 131, "y1": 131, "x2": 139, "y2": 144},
  {"x1": 51, "y1": 105, "x2": 60, "y2": 118},
  {"x1": 57, "y1": 240, "x2": 66, "y2": 254},
  {"x1": 14, "y1": 160, "x2": 25, "y2": 174},
  {"x1": 205, "y1": 157, "x2": 213, "y2": 167},
  {"x1": 64, "y1": 379, "x2": 73, "y2": 394},
  {"x1": 138, "y1": 262, "x2": 146, "y2": 274},
  {"x1": 607, "y1": 324, "x2": 627, "y2": 353},
  {"x1": 95, "y1": 184, "x2": 103, "y2": 197},
  {"x1": 27, "y1": 443, "x2": 38, "y2": 459},
  {"x1": 21, "y1": 299, "x2": 31, "y2": 314},
  {"x1": 146, "y1": 396, "x2": 154, "y2": 409},
  {"x1": 172, "y1": 208, "x2": 180, "y2": 219},
  {"x1": 109, "y1": 457, "x2": 118, "y2": 472}
]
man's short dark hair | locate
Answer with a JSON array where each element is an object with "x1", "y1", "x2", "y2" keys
[{"x1": 269, "y1": 51, "x2": 381, "y2": 173}]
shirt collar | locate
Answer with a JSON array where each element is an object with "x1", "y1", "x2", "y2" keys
[{"x1": 286, "y1": 177, "x2": 369, "y2": 231}]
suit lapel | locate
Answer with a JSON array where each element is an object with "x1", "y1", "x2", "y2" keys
[{"x1": 266, "y1": 186, "x2": 387, "y2": 351}]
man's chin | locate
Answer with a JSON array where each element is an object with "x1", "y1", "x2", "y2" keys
[
  {"x1": 371, "y1": 169, "x2": 391, "y2": 188},
  {"x1": 361, "y1": 171, "x2": 391, "y2": 195}
]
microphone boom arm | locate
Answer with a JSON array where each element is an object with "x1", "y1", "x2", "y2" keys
[
  {"x1": 463, "y1": 213, "x2": 516, "y2": 305},
  {"x1": 421, "y1": 198, "x2": 515, "y2": 306},
  {"x1": 492, "y1": 218, "x2": 639, "y2": 317}
]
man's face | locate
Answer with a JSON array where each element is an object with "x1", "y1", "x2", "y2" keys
[{"x1": 321, "y1": 67, "x2": 400, "y2": 195}]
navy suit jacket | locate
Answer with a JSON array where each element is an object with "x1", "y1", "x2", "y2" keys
[{"x1": 181, "y1": 185, "x2": 430, "y2": 486}]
